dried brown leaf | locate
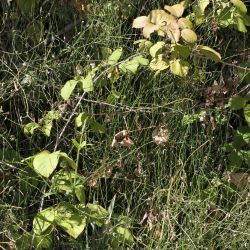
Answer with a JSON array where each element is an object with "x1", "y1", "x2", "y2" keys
[
  {"x1": 111, "y1": 130, "x2": 134, "y2": 147},
  {"x1": 152, "y1": 125, "x2": 169, "y2": 146}
]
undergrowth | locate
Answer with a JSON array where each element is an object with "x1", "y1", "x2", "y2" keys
[{"x1": 0, "y1": 0, "x2": 249, "y2": 249}]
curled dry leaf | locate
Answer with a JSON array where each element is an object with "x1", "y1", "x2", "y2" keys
[
  {"x1": 152, "y1": 125, "x2": 169, "y2": 146},
  {"x1": 111, "y1": 130, "x2": 134, "y2": 147}
]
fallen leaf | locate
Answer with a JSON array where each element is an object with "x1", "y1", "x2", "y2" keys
[
  {"x1": 111, "y1": 130, "x2": 134, "y2": 147},
  {"x1": 152, "y1": 125, "x2": 169, "y2": 146}
]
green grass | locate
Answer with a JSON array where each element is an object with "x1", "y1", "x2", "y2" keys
[{"x1": 1, "y1": 0, "x2": 250, "y2": 249}]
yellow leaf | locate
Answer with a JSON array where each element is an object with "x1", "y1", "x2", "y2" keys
[
  {"x1": 132, "y1": 16, "x2": 149, "y2": 28},
  {"x1": 164, "y1": 4, "x2": 184, "y2": 18},
  {"x1": 181, "y1": 29, "x2": 197, "y2": 43}
]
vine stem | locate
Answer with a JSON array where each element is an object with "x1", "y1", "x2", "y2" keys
[{"x1": 30, "y1": 53, "x2": 144, "y2": 249}]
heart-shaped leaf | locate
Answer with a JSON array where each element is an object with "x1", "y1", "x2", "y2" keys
[
  {"x1": 108, "y1": 48, "x2": 123, "y2": 65},
  {"x1": 33, "y1": 151, "x2": 59, "y2": 178},
  {"x1": 55, "y1": 203, "x2": 87, "y2": 239},
  {"x1": 149, "y1": 41, "x2": 165, "y2": 57},
  {"x1": 33, "y1": 207, "x2": 56, "y2": 235},
  {"x1": 196, "y1": 45, "x2": 221, "y2": 62},
  {"x1": 61, "y1": 80, "x2": 78, "y2": 101},
  {"x1": 149, "y1": 55, "x2": 169, "y2": 72},
  {"x1": 170, "y1": 59, "x2": 189, "y2": 77},
  {"x1": 78, "y1": 73, "x2": 94, "y2": 92}
]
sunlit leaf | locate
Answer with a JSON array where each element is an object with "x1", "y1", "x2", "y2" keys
[
  {"x1": 75, "y1": 112, "x2": 89, "y2": 127},
  {"x1": 78, "y1": 73, "x2": 94, "y2": 92},
  {"x1": 55, "y1": 203, "x2": 87, "y2": 239},
  {"x1": 164, "y1": 4, "x2": 184, "y2": 17},
  {"x1": 231, "y1": 0, "x2": 247, "y2": 14},
  {"x1": 166, "y1": 20, "x2": 180, "y2": 43},
  {"x1": 61, "y1": 80, "x2": 78, "y2": 101},
  {"x1": 33, "y1": 207, "x2": 56, "y2": 235},
  {"x1": 24, "y1": 122, "x2": 40, "y2": 136},
  {"x1": 114, "y1": 226, "x2": 134, "y2": 245},
  {"x1": 170, "y1": 59, "x2": 189, "y2": 77},
  {"x1": 235, "y1": 16, "x2": 247, "y2": 32},
  {"x1": 86, "y1": 203, "x2": 108, "y2": 226},
  {"x1": 196, "y1": 45, "x2": 221, "y2": 62},
  {"x1": 193, "y1": 0, "x2": 210, "y2": 17},
  {"x1": 108, "y1": 48, "x2": 123, "y2": 65},
  {"x1": 149, "y1": 9, "x2": 175, "y2": 26},
  {"x1": 149, "y1": 55, "x2": 169, "y2": 72},
  {"x1": 33, "y1": 151, "x2": 59, "y2": 178},
  {"x1": 171, "y1": 43, "x2": 191, "y2": 59},
  {"x1": 143, "y1": 23, "x2": 158, "y2": 38},
  {"x1": 132, "y1": 16, "x2": 149, "y2": 28},
  {"x1": 181, "y1": 29, "x2": 197, "y2": 43},
  {"x1": 178, "y1": 17, "x2": 193, "y2": 29},
  {"x1": 149, "y1": 42, "x2": 165, "y2": 57}
]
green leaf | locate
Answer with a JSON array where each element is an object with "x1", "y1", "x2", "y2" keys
[
  {"x1": 149, "y1": 54, "x2": 169, "y2": 72},
  {"x1": 75, "y1": 185, "x2": 85, "y2": 203},
  {"x1": 86, "y1": 203, "x2": 108, "y2": 226},
  {"x1": 40, "y1": 110, "x2": 61, "y2": 137},
  {"x1": 57, "y1": 152, "x2": 77, "y2": 170},
  {"x1": 75, "y1": 112, "x2": 89, "y2": 127},
  {"x1": 55, "y1": 203, "x2": 87, "y2": 239},
  {"x1": 89, "y1": 119, "x2": 106, "y2": 133},
  {"x1": 193, "y1": 0, "x2": 210, "y2": 17},
  {"x1": 149, "y1": 42, "x2": 166, "y2": 57},
  {"x1": 78, "y1": 73, "x2": 94, "y2": 92},
  {"x1": 51, "y1": 170, "x2": 84, "y2": 201},
  {"x1": 17, "y1": 0, "x2": 40, "y2": 13},
  {"x1": 244, "y1": 104, "x2": 250, "y2": 127},
  {"x1": 119, "y1": 60, "x2": 140, "y2": 74},
  {"x1": 170, "y1": 59, "x2": 189, "y2": 77},
  {"x1": 132, "y1": 55, "x2": 149, "y2": 66},
  {"x1": 100, "y1": 47, "x2": 112, "y2": 60},
  {"x1": 119, "y1": 56, "x2": 149, "y2": 74},
  {"x1": 178, "y1": 17, "x2": 193, "y2": 29},
  {"x1": 228, "y1": 151, "x2": 243, "y2": 170},
  {"x1": 33, "y1": 207, "x2": 56, "y2": 235},
  {"x1": 235, "y1": 16, "x2": 247, "y2": 32},
  {"x1": 24, "y1": 122, "x2": 40, "y2": 136},
  {"x1": 72, "y1": 139, "x2": 87, "y2": 150},
  {"x1": 114, "y1": 226, "x2": 134, "y2": 245},
  {"x1": 237, "y1": 126, "x2": 250, "y2": 144},
  {"x1": 171, "y1": 43, "x2": 191, "y2": 59},
  {"x1": 196, "y1": 45, "x2": 221, "y2": 63},
  {"x1": 41, "y1": 123, "x2": 52, "y2": 137},
  {"x1": 181, "y1": 29, "x2": 197, "y2": 43},
  {"x1": 108, "y1": 48, "x2": 123, "y2": 65},
  {"x1": 228, "y1": 96, "x2": 247, "y2": 110},
  {"x1": 217, "y1": 7, "x2": 234, "y2": 27},
  {"x1": 33, "y1": 151, "x2": 59, "y2": 178},
  {"x1": 231, "y1": 0, "x2": 247, "y2": 14},
  {"x1": 61, "y1": 80, "x2": 78, "y2": 101}
]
